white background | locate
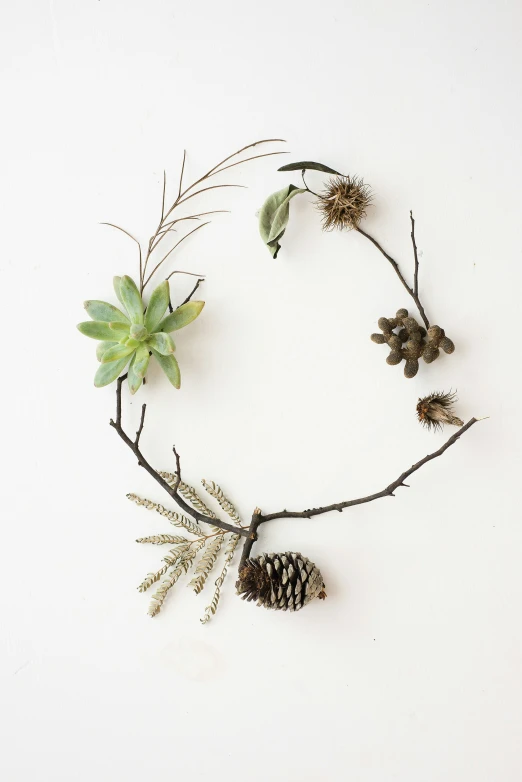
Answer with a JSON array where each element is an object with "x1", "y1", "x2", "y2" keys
[{"x1": 1, "y1": 1, "x2": 521, "y2": 780}]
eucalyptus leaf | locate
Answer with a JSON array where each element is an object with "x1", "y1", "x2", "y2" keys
[
  {"x1": 158, "y1": 300, "x2": 205, "y2": 333},
  {"x1": 152, "y1": 348, "x2": 181, "y2": 389},
  {"x1": 278, "y1": 161, "x2": 342, "y2": 175},
  {"x1": 127, "y1": 354, "x2": 143, "y2": 395},
  {"x1": 77, "y1": 321, "x2": 120, "y2": 341},
  {"x1": 144, "y1": 280, "x2": 170, "y2": 333},
  {"x1": 101, "y1": 343, "x2": 136, "y2": 363},
  {"x1": 259, "y1": 185, "x2": 306, "y2": 258},
  {"x1": 147, "y1": 332, "x2": 176, "y2": 355},
  {"x1": 94, "y1": 354, "x2": 131, "y2": 388},
  {"x1": 84, "y1": 300, "x2": 130, "y2": 324},
  {"x1": 119, "y1": 275, "x2": 144, "y2": 324},
  {"x1": 96, "y1": 341, "x2": 117, "y2": 361},
  {"x1": 133, "y1": 344, "x2": 150, "y2": 378}
]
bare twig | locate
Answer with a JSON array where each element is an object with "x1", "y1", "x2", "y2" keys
[
  {"x1": 143, "y1": 223, "x2": 210, "y2": 288},
  {"x1": 410, "y1": 211, "x2": 420, "y2": 297},
  {"x1": 356, "y1": 222, "x2": 430, "y2": 329},
  {"x1": 179, "y1": 278, "x2": 205, "y2": 307},
  {"x1": 100, "y1": 222, "x2": 143, "y2": 284}
]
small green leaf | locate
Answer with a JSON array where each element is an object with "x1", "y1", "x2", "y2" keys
[
  {"x1": 125, "y1": 337, "x2": 140, "y2": 349},
  {"x1": 259, "y1": 185, "x2": 306, "y2": 258},
  {"x1": 113, "y1": 276, "x2": 126, "y2": 309},
  {"x1": 278, "y1": 161, "x2": 342, "y2": 175},
  {"x1": 147, "y1": 332, "x2": 176, "y2": 355},
  {"x1": 152, "y1": 348, "x2": 180, "y2": 389},
  {"x1": 84, "y1": 300, "x2": 130, "y2": 324},
  {"x1": 130, "y1": 323, "x2": 148, "y2": 341},
  {"x1": 127, "y1": 354, "x2": 143, "y2": 395},
  {"x1": 101, "y1": 344, "x2": 136, "y2": 363},
  {"x1": 157, "y1": 301, "x2": 205, "y2": 333},
  {"x1": 96, "y1": 341, "x2": 117, "y2": 361},
  {"x1": 133, "y1": 344, "x2": 150, "y2": 378},
  {"x1": 144, "y1": 280, "x2": 170, "y2": 333},
  {"x1": 94, "y1": 354, "x2": 131, "y2": 388},
  {"x1": 119, "y1": 275, "x2": 144, "y2": 324},
  {"x1": 78, "y1": 321, "x2": 119, "y2": 340},
  {"x1": 108, "y1": 322, "x2": 131, "y2": 340}
]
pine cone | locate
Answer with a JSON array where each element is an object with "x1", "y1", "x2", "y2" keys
[{"x1": 236, "y1": 552, "x2": 326, "y2": 612}]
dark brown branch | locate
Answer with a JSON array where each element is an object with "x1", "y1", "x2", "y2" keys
[
  {"x1": 171, "y1": 444, "x2": 181, "y2": 493},
  {"x1": 135, "y1": 404, "x2": 146, "y2": 448},
  {"x1": 239, "y1": 509, "x2": 263, "y2": 568},
  {"x1": 179, "y1": 278, "x2": 204, "y2": 307},
  {"x1": 259, "y1": 418, "x2": 478, "y2": 523},
  {"x1": 110, "y1": 376, "x2": 249, "y2": 538},
  {"x1": 356, "y1": 224, "x2": 430, "y2": 330},
  {"x1": 410, "y1": 211, "x2": 420, "y2": 297}
]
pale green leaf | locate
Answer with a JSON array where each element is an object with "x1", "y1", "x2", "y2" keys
[
  {"x1": 113, "y1": 276, "x2": 126, "y2": 309},
  {"x1": 119, "y1": 275, "x2": 144, "y2": 324},
  {"x1": 129, "y1": 323, "x2": 147, "y2": 341},
  {"x1": 108, "y1": 322, "x2": 131, "y2": 340},
  {"x1": 101, "y1": 344, "x2": 135, "y2": 363},
  {"x1": 96, "y1": 341, "x2": 117, "y2": 361},
  {"x1": 133, "y1": 344, "x2": 150, "y2": 378},
  {"x1": 147, "y1": 332, "x2": 175, "y2": 355},
  {"x1": 157, "y1": 301, "x2": 205, "y2": 333},
  {"x1": 259, "y1": 185, "x2": 305, "y2": 258},
  {"x1": 94, "y1": 355, "x2": 131, "y2": 387},
  {"x1": 78, "y1": 321, "x2": 119, "y2": 340},
  {"x1": 152, "y1": 348, "x2": 180, "y2": 388},
  {"x1": 127, "y1": 354, "x2": 143, "y2": 395},
  {"x1": 84, "y1": 300, "x2": 130, "y2": 324},
  {"x1": 144, "y1": 280, "x2": 170, "y2": 333}
]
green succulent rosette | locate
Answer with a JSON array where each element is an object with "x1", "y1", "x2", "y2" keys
[{"x1": 77, "y1": 275, "x2": 204, "y2": 393}]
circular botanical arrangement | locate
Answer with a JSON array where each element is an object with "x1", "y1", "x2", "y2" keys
[{"x1": 78, "y1": 140, "x2": 482, "y2": 623}]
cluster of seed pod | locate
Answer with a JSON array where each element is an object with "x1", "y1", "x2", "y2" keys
[{"x1": 371, "y1": 309, "x2": 455, "y2": 378}]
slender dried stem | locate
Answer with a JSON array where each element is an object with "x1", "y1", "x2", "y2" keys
[{"x1": 356, "y1": 220, "x2": 430, "y2": 329}]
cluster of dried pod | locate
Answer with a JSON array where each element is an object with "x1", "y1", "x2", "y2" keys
[{"x1": 371, "y1": 308, "x2": 455, "y2": 378}]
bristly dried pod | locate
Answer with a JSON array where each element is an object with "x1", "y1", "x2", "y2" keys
[
  {"x1": 236, "y1": 552, "x2": 326, "y2": 612},
  {"x1": 316, "y1": 175, "x2": 372, "y2": 231},
  {"x1": 416, "y1": 390, "x2": 464, "y2": 431}
]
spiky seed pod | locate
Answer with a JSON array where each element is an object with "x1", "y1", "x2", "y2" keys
[
  {"x1": 427, "y1": 325, "x2": 443, "y2": 345},
  {"x1": 439, "y1": 336, "x2": 455, "y2": 354},
  {"x1": 378, "y1": 317, "x2": 392, "y2": 333},
  {"x1": 422, "y1": 345, "x2": 440, "y2": 364},
  {"x1": 236, "y1": 552, "x2": 326, "y2": 612},
  {"x1": 386, "y1": 350, "x2": 402, "y2": 365},
  {"x1": 371, "y1": 333, "x2": 386, "y2": 344},
  {"x1": 416, "y1": 390, "x2": 464, "y2": 430},
  {"x1": 404, "y1": 359, "x2": 419, "y2": 378},
  {"x1": 316, "y1": 175, "x2": 372, "y2": 231},
  {"x1": 396, "y1": 308, "x2": 409, "y2": 321},
  {"x1": 387, "y1": 334, "x2": 402, "y2": 350},
  {"x1": 398, "y1": 328, "x2": 409, "y2": 343}
]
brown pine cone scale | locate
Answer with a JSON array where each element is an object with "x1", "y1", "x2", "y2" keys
[{"x1": 236, "y1": 552, "x2": 326, "y2": 612}]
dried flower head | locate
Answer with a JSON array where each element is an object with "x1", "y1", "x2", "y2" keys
[
  {"x1": 416, "y1": 391, "x2": 464, "y2": 431},
  {"x1": 317, "y1": 175, "x2": 372, "y2": 231}
]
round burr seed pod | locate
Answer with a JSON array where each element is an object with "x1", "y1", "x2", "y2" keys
[
  {"x1": 386, "y1": 350, "x2": 403, "y2": 366},
  {"x1": 236, "y1": 552, "x2": 326, "y2": 611},
  {"x1": 404, "y1": 359, "x2": 419, "y2": 378},
  {"x1": 371, "y1": 333, "x2": 386, "y2": 344},
  {"x1": 440, "y1": 336, "x2": 455, "y2": 354},
  {"x1": 422, "y1": 345, "x2": 440, "y2": 364}
]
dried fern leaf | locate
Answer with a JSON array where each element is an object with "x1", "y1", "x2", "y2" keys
[
  {"x1": 159, "y1": 474, "x2": 216, "y2": 518},
  {"x1": 136, "y1": 534, "x2": 189, "y2": 545},
  {"x1": 188, "y1": 534, "x2": 225, "y2": 594},
  {"x1": 201, "y1": 480, "x2": 242, "y2": 524},
  {"x1": 148, "y1": 539, "x2": 205, "y2": 618},
  {"x1": 200, "y1": 534, "x2": 240, "y2": 624},
  {"x1": 138, "y1": 562, "x2": 170, "y2": 593},
  {"x1": 127, "y1": 493, "x2": 203, "y2": 536}
]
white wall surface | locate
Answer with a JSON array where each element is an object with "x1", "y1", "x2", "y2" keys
[{"x1": 1, "y1": 1, "x2": 521, "y2": 780}]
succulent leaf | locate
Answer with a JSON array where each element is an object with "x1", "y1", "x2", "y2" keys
[
  {"x1": 96, "y1": 340, "x2": 118, "y2": 361},
  {"x1": 101, "y1": 343, "x2": 136, "y2": 363},
  {"x1": 108, "y1": 322, "x2": 131, "y2": 340},
  {"x1": 129, "y1": 323, "x2": 148, "y2": 341},
  {"x1": 84, "y1": 300, "x2": 130, "y2": 324},
  {"x1": 151, "y1": 348, "x2": 181, "y2": 388},
  {"x1": 144, "y1": 280, "x2": 170, "y2": 333},
  {"x1": 119, "y1": 275, "x2": 144, "y2": 325},
  {"x1": 157, "y1": 301, "x2": 205, "y2": 333},
  {"x1": 113, "y1": 276, "x2": 126, "y2": 309},
  {"x1": 133, "y1": 344, "x2": 150, "y2": 378},
  {"x1": 94, "y1": 354, "x2": 131, "y2": 387},
  {"x1": 127, "y1": 354, "x2": 143, "y2": 395},
  {"x1": 147, "y1": 332, "x2": 175, "y2": 355},
  {"x1": 78, "y1": 321, "x2": 121, "y2": 340}
]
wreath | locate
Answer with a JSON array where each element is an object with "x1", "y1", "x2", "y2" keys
[{"x1": 77, "y1": 139, "x2": 482, "y2": 622}]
